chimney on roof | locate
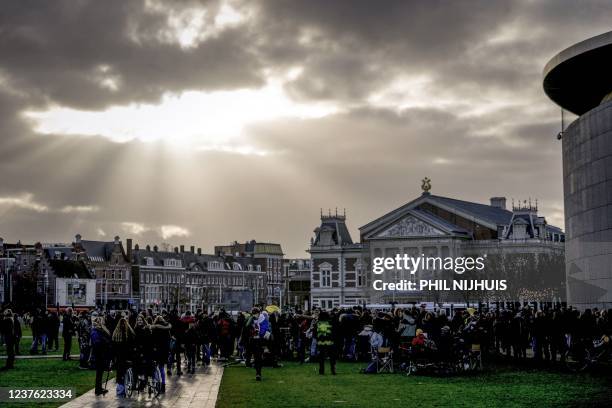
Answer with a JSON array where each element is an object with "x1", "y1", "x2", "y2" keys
[
  {"x1": 126, "y1": 238, "x2": 132, "y2": 262},
  {"x1": 197, "y1": 247, "x2": 202, "y2": 255},
  {"x1": 153, "y1": 245, "x2": 158, "y2": 252},
  {"x1": 75, "y1": 234, "x2": 82, "y2": 244},
  {"x1": 190, "y1": 245, "x2": 195, "y2": 253},
  {"x1": 180, "y1": 245, "x2": 185, "y2": 253},
  {"x1": 490, "y1": 197, "x2": 507, "y2": 210}
]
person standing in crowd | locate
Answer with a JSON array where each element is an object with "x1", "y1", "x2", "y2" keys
[
  {"x1": 246, "y1": 307, "x2": 269, "y2": 381},
  {"x1": 78, "y1": 310, "x2": 92, "y2": 369},
  {"x1": 112, "y1": 317, "x2": 135, "y2": 398},
  {"x1": 168, "y1": 309, "x2": 186, "y2": 376},
  {"x1": 133, "y1": 314, "x2": 152, "y2": 391},
  {"x1": 197, "y1": 310, "x2": 214, "y2": 367},
  {"x1": 151, "y1": 315, "x2": 171, "y2": 392},
  {"x1": 217, "y1": 310, "x2": 234, "y2": 361},
  {"x1": 1, "y1": 309, "x2": 16, "y2": 371},
  {"x1": 90, "y1": 316, "x2": 111, "y2": 396},
  {"x1": 184, "y1": 321, "x2": 198, "y2": 374},
  {"x1": 30, "y1": 309, "x2": 48, "y2": 355},
  {"x1": 48, "y1": 311, "x2": 60, "y2": 352},
  {"x1": 13, "y1": 312, "x2": 22, "y2": 356},
  {"x1": 296, "y1": 311, "x2": 313, "y2": 364},
  {"x1": 62, "y1": 308, "x2": 75, "y2": 361},
  {"x1": 314, "y1": 311, "x2": 336, "y2": 375},
  {"x1": 398, "y1": 309, "x2": 417, "y2": 343}
]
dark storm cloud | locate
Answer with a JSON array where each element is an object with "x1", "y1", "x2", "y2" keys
[
  {"x1": 0, "y1": 0, "x2": 262, "y2": 109},
  {"x1": 252, "y1": 0, "x2": 514, "y2": 101},
  {"x1": 0, "y1": 0, "x2": 610, "y2": 256},
  {"x1": 251, "y1": 0, "x2": 612, "y2": 104}
]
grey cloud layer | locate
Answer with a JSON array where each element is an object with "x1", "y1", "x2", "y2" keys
[{"x1": 0, "y1": 0, "x2": 610, "y2": 256}]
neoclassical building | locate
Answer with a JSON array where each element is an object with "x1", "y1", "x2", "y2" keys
[{"x1": 309, "y1": 180, "x2": 565, "y2": 308}]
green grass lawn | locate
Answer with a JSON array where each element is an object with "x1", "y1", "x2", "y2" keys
[
  {"x1": 1, "y1": 336, "x2": 80, "y2": 357},
  {"x1": 0, "y1": 359, "x2": 97, "y2": 408},
  {"x1": 217, "y1": 362, "x2": 612, "y2": 408},
  {"x1": 20, "y1": 326, "x2": 33, "y2": 337}
]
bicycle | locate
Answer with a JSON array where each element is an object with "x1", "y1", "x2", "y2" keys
[{"x1": 564, "y1": 335, "x2": 611, "y2": 372}]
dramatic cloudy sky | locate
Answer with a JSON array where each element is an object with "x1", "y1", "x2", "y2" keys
[{"x1": 0, "y1": 0, "x2": 610, "y2": 257}]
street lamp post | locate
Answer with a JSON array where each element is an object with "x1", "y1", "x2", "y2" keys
[{"x1": 44, "y1": 269, "x2": 48, "y2": 310}]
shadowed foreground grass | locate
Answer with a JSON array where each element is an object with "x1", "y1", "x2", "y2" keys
[
  {"x1": 0, "y1": 359, "x2": 97, "y2": 408},
  {"x1": 217, "y1": 361, "x2": 612, "y2": 408}
]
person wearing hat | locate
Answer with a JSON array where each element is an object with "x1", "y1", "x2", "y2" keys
[{"x1": 1, "y1": 309, "x2": 16, "y2": 370}]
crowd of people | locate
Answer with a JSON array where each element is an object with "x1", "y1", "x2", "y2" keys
[{"x1": 1, "y1": 303, "x2": 612, "y2": 397}]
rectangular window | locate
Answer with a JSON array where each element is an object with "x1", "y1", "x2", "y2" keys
[
  {"x1": 321, "y1": 270, "x2": 331, "y2": 287},
  {"x1": 357, "y1": 268, "x2": 365, "y2": 287}
]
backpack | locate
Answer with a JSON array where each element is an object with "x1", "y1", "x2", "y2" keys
[
  {"x1": 219, "y1": 319, "x2": 231, "y2": 337},
  {"x1": 258, "y1": 318, "x2": 270, "y2": 339},
  {"x1": 362, "y1": 360, "x2": 378, "y2": 374}
]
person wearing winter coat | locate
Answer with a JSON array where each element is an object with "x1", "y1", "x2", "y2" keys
[
  {"x1": 151, "y1": 315, "x2": 171, "y2": 392},
  {"x1": 133, "y1": 314, "x2": 153, "y2": 389},
  {"x1": 168, "y1": 310, "x2": 186, "y2": 376},
  {"x1": 197, "y1": 311, "x2": 215, "y2": 366},
  {"x1": 30, "y1": 310, "x2": 48, "y2": 355},
  {"x1": 62, "y1": 308, "x2": 75, "y2": 361},
  {"x1": 111, "y1": 317, "x2": 134, "y2": 397},
  {"x1": 1, "y1": 309, "x2": 16, "y2": 370},
  {"x1": 78, "y1": 311, "x2": 92, "y2": 368},
  {"x1": 313, "y1": 311, "x2": 336, "y2": 375},
  {"x1": 13, "y1": 313, "x2": 22, "y2": 356},
  {"x1": 246, "y1": 307, "x2": 269, "y2": 381},
  {"x1": 90, "y1": 317, "x2": 112, "y2": 396},
  {"x1": 48, "y1": 312, "x2": 61, "y2": 351},
  {"x1": 398, "y1": 309, "x2": 417, "y2": 343},
  {"x1": 184, "y1": 322, "x2": 199, "y2": 374}
]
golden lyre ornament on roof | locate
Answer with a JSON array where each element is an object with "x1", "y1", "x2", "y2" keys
[{"x1": 421, "y1": 177, "x2": 432, "y2": 193}]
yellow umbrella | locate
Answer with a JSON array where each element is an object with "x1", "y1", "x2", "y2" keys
[
  {"x1": 466, "y1": 307, "x2": 476, "y2": 316},
  {"x1": 265, "y1": 305, "x2": 280, "y2": 314}
]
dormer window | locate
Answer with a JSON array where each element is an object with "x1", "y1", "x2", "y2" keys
[{"x1": 164, "y1": 258, "x2": 182, "y2": 268}]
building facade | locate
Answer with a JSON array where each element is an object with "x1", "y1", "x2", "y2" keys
[
  {"x1": 283, "y1": 258, "x2": 311, "y2": 310},
  {"x1": 133, "y1": 244, "x2": 266, "y2": 313},
  {"x1": 215, "y1": 240, "x2": 284, "y2": 305},
  {"x1": 308, "y1": 211, "x2": 367, "y2": 309},
  {"x1": 360, "y1": 186, "x2": 565, "y2": 305},
  {"x1": 543, "y1": 31, "x2": 612, "y2": 309},
  {"x1": 73, "y1": 235, "x2": 132, "y2": 310},
  {"x1": 309, "y1": 183, "x2": 565, "y2": 309},
  {"x1": 40, "y1": 243, "x2": 96, "y2": 309}
]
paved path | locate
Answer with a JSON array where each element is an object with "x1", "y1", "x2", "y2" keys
[{"x1": 60, "y1": 363, "x2": 224, "y2": 408}]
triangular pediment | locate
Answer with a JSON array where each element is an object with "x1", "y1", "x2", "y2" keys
[{"x1": 374, "y1": 214, "x2": 446, "y2": 238}]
